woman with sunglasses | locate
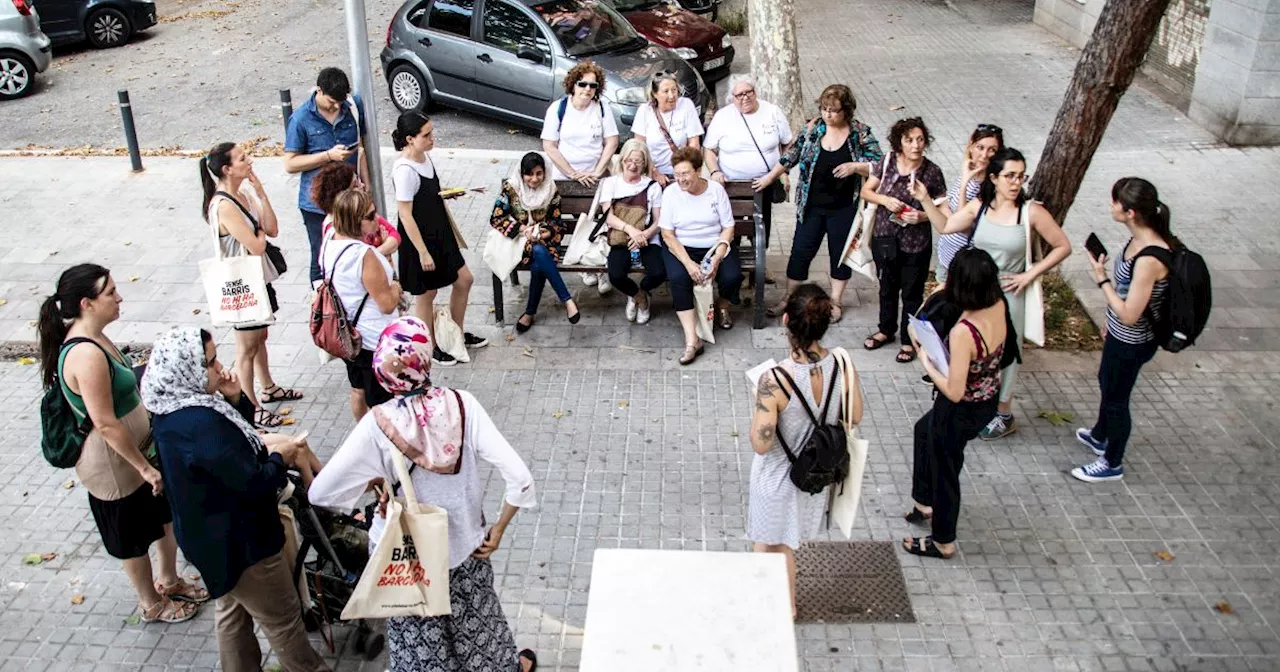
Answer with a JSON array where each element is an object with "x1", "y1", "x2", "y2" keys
[
  {"x1": 631, "y1": 71, "x2": 703, "y2": 187},
  {"x1": 935, "y1": 124, "x2": 1004, "y2": 286},
  {"x1": 939, "y1": 148, "x2": 1071, "y2": 440},
  {"x1": 320, "y1": 188, "x2": 403, "y2": 420}
]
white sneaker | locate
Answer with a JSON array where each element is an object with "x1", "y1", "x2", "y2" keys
[
  {"x1": 582, "y1": 272, "x2": 598, "y2": 287},
  {"x1": 625, "y1": 296, "x2": 638, "y2": 322},
  {"x1": 637, "y1": 302, "x2": 651, "y2": 325},
  {"x1": 596, "y1": 273, "x2": 612, "y2": 295}
]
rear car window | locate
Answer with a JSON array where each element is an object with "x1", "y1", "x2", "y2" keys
[{"x1": 427, "y1": 0, "x2": 475, "y2": 37}]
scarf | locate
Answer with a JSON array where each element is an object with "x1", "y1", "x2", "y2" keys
[
  {"x1": 506, "y1": 163, "x2": 556, "y2": 214},
  {"x1": 372, "y1": 317, "x2": 464, "y2": 473},
  {"x1": 141, "y1": 327, "x2": 264, "y2": 453}
]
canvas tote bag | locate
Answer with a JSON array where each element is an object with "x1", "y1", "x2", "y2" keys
[
  {"x1": 839, "y1": 155, "x2": 890, "y2": 281},
  {"x1": 827, "y1": 347, "x2": 869, "y2": 539},
  {"x1": 341, "y1": 448, "x2": 451, "y2": 620},
  {"x1": 199, "y1": 210, "x2": 274, "y2": 328},
  {"x1": 483, "y1": 224, "x2": 533, "y2": 280},
  {"x1": 1020, "y1": 204, "x2": 1046, "y2": 347},
  {"x1": 562, "y1": 189, "x2": 608, "y2": 266}
]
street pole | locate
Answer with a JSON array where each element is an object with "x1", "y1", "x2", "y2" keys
[{"x1": 343, "y1": 0, "x2": 387, "y2": 214}]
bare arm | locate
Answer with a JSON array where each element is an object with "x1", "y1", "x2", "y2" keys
[
  {"x1": 1027, "y1": 203, "x2": 1072, "y2": 278},
  {"x1": 246, "y1": 176, "x2": 278, "y2": 237},
  {"x1": 542, "y1": 140, "x2": 578, "y2": 179},
  {"x1": 841, "y1": 361, "x2": 864, "y2": 427},
  {"x1": 749, "y1": 372, "x2": 782, "y2": 456},
  {"x1": 703, "y1": 147, "x2": 722, "y2": 179},
  {"x1": 283, "y1": 148, "x2": 342, "y2": 174},
  {"x1": 940, "y1": 198, "x2": 981, "y2": 235},
  {"x1": 593, "y1": 136, "x2": 619, "y2": 177},
  {"x1": 1096, "y1": 255, "x2": 1165, "y2": 325},
  {"x1": 361, "y1": 251, "x2": 401, "y2": 314},
  {"x1": 66, "y1": 346, "x2": 153, "y2": 477},
  {"x1": 398, "y1": 200, "x2": 427, "y2": 255},
  {"x1": 219, "y1": 200, "x2": 267, "y2": 255}
]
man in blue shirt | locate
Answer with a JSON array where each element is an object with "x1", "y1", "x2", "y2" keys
[{"x1": 284, "y1": 67, "x2": 368, "y2": 284}]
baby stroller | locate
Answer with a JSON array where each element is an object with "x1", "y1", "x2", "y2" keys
[{"x1": 279, "y1": 474, "x2": 385, "y2": 661}]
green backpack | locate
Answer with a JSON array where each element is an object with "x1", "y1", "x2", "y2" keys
[{"x1": 40, "y1": 338, "x2": 113, "y2": 469}]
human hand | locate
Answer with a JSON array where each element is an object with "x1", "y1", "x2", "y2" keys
[
  {"x1": 247, "y1": 168, "x2": 266, "y2": 195},
  {"x1": 1089, "y1": 252, "x2": 1108, "y2": 283},
  {"x1": 627, "y1": 227, "x2": 647, "y2": 249},
  {"x1": 269, "y1": 440, "x2": 300, "y2": 467},
  {"x1": 685, "y1": 261, "x2": 705, "y2": 285},
  {"x1": 655, "y1": 172, "x2": 671, "y2": 187},
  {"x1": 472, "y1": 525, "x2": 506, "y2": 559},
  {"x1": 910, "y1": 179, "x2": 931, "y2": 204},
  {"x1": 141, "y1": 466, "x2": 164, "y2": 496},
  {"x1": 710, "y1": 171, "x2": 726, "y2": 186},
  {"x1": 964, "y1": 159, "x2": 985, "y2": 180},
  {"x1": 832, "y1": 162, "x2": 858, "y2": 179},
  {"x1": 327, "y1": 144, "x2": 355, "y2": 162},
  {"x1": 1001, "y1": 271, "x2": 1035, "y2": 295},
  {"x1": 215, "y1": 368, "x2": 241, "y2": 400},
  {"x1": 420, "y1": 249, "x2": 436, "y2": 272},
  {"x1": 751, "y1": 174, "x2": 775, "y2": 192},
  {"x1": 882, "y1": 196, "x2": 907, "y2": 213}
]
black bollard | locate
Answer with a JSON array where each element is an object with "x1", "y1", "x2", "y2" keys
[
  {"x1": 117, "y1": 90, "x2": 143, "y2": 172},
  {"x1": 280, "y1": 89, "x2": 294, "y2": 135}
]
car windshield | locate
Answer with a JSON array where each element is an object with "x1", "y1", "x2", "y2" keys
[{"x1": 532, "y1": 0, "x2": 642, "y2": 57}]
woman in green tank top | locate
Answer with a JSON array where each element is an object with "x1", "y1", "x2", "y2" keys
[{"x1": 39, "y1": 264, "x2": 209, "y2": 624}]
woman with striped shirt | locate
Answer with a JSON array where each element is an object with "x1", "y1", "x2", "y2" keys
[
  {"x1": 1071, "y1": 177, "x2": 1172, "y2": 483},
  {"x1": 935, "y1": 124, "x2": 1003, "y2": 286}
]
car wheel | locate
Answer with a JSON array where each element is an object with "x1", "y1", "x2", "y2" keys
[
  {"x1": 0, "y1": 52, "x2": 35, "y2": 101},
  {"x1": 389, "y1": 64, "x2": 429, "y2": 113},
  {"x1": 86, "y1": 8, "x2": 132, "y2": 49}
]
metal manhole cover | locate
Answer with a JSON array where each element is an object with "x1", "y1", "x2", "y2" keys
[{"x1": 795, "y1": 541, "x2": 915, "y2": 623}]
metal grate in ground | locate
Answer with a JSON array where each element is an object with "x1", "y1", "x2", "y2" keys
[{"x1": 795, "y1": 541, "x2": 916, "y2": 624}]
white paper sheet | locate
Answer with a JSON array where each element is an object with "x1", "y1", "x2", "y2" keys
[{"x1": 908, "y1": 316, "x2": 949, "y2": 377}]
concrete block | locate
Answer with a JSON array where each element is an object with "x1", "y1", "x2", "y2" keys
[
  {"x1": 1228, "y1": 122, "x2": 1280, "y2": 143},
  {"x1": 1202, "y1": 24, "x2": 1263, "y2": 70},
  {"x1": 1249, "y1": 39, "x2": 1280, "y2": 71},
  {"x1": 1196, "y1": 50, "x2": 1254, "y2": 93},
  {"x1": 1239, "y1": 96, "x2": 1280, "y2": 123},
  {"x1": 1207, "y1": 1, "x2": 1268, "y2": 41},
  {"x1": 1244, "y1": 69, "x2": 1280, "y2": 97},
  {"x1": 1190, "y1": 75, "x2": 1244, "y2": 120}
]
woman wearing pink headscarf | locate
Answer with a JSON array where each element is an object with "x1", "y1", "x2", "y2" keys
[{"x1": 309, "y1": 316, "x2": 539, "y2": 672}]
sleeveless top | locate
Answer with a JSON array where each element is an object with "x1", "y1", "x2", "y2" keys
[
  {"x1": 59, "y1": 341, "x2": 140, "y2": 419},
  {"x1": 775, "y1": 354, "x2": 844, "y2": 449},
  {"x1": 320, "y1": 236, "x2": 396, "y2": 351},
  {"x1": 1106, "y1": 239, "x2": 1168, "y2": 345},
  {"x1": 59, "y1": 340, "x2": 149, "y2": 500},
  {"x1": 970, "y1": 204, "x2": 1027, "y2": 276},
  {"x1": 954, "y1": 319, "x2": 1003, "y2": 403},
  {"x1": 207, "y1": 185, "x2": 279, "y2": 284}
]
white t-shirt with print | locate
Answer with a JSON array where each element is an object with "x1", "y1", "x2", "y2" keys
[
  {"x1": 704, "y1": 100, "x2": 794, "y2": 181},
  {"x1": 392, "y1": 155, "x2": 436, "y2": 202},
  {"x1": 630, "y1": 97, "x2": 704, "y2": 176},
  {"x1": 599, "y1": 175, "x2": 663, "y2": 244},
  {"x1": 540, "y1": 98, "x2": 619, "y2": 180},
  {"x1": 658, "y1": 180, "x2": 733, "y2": 249}
]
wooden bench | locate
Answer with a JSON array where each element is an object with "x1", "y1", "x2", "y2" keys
[{"x1": 490, "y1": 179, "x2": 768, "y2": 328}]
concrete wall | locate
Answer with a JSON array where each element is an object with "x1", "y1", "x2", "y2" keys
[{"x1": 1188, "y1": 0, "x2": 1280, "y2": 145}]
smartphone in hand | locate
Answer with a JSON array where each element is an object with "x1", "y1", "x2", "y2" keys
[{"x1": 1085, "y1": 232, "x2": 1107, "y2": 261}]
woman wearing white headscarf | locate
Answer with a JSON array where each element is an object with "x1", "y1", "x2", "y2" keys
[
  {"x1": 309, "y1": 316, "x2": 539, "y2": 672},
  {"x1": 144, "y1": 327, "x2": 329, "y2": 672}
]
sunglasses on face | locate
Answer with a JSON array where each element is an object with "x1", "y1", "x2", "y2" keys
[
  {"x1": 977, "y1": 123, "x2": 1003, "y2": 135},
  {"x1": 576, "y1": 80, "x2": 599, "y2": 89}
]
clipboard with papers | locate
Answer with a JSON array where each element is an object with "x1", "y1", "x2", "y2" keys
[{"x1": 907, "y1": 316, "x2": 949, "y2": 377}]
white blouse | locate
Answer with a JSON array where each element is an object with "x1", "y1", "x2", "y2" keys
[{"x1": 308, "y1": 390, "x2": 538, "y2": 569}]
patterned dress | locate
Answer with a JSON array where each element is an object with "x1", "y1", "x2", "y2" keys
[{"x1": 489, "y1": 182, "x2": 564, "y2": 265}]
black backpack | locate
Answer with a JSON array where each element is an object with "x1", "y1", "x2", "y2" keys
[
  {"x1": 770, "y1": 366, "x2": 850, "y2": 496},
  {"x1": 1134, "y1": 246, "x2": 1212, "y2": 353},
  {"x1": 40, "y1": 338, "x2": 113, "y2": 469}
]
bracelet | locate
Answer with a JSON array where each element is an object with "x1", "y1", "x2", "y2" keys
[
  {"x1": 1097, "y1": 278, "x2": 1111, "y2": 287},
  {"x1": 711, "y1": 170, "x2": 723, "y2": 176}
]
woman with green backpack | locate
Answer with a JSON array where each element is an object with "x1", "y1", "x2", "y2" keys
[{"x1": 38, "y1": 264, "x2": 209, "y2": 624}]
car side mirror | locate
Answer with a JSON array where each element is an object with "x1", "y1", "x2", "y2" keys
[{"x1": 517, "y1": 48, "x2": 545, "y2": 65}]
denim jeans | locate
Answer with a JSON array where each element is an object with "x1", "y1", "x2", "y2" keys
[
  {"x1": 300, "y1": 209, "x2": 327, "y2": 284},
  {"x1": 1092, "y1": 337, "x2": 1159, "y2": 468},
  {"x1": 526, "y1": 244, "x2": 571, "y2": 315}
]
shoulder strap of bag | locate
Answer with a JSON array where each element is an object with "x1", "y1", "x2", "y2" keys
[
  {"x1": 215, "y1": 190, "x2": 259, "y2": 229},
  {"x1": 450, "y1": 389, "x2": 467, "y2": 475},
  {"x1": 324, "y1": 240, "x2": 371, "y2": 325},
  {"x1": 346, "y1": 95, "x2": 361, "y2": 138},
  {"x1": 651, "y1": 102, "x2": 679, "y2": 155},
  {"x1": 556, "y1": 97, "x2": 568, "y2": 131},
  {"x1": 831, "y1": 347, "x2": 856, "y2": 431},
  {"x1": 967, "y1": 201, "x2": 989, "y2": 247},
  {"x1": 388, "y1": 447, "x2": 421, "y2": 514},
  {"x1": 58, "y1": 337, "x2": 115, "y2": 420},
  {"x1": 740, "y1": 108, "x2": 772, "y2": 173},
  {"x1": 875, "y1": 154, "x2": 892, "y2": 195}
]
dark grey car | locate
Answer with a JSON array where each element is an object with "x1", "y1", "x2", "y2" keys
[{"x1": 380, "y1": 0, "x2": 711, "y2": 136}]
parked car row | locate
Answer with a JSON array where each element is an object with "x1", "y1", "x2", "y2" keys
[{"x1": 381, "y1": 0, "x2": 734, "y2": 136}]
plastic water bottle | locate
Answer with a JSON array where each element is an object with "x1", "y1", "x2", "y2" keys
[{"x1": 630, "y1": 249, "x2": 642, "y2": 269}]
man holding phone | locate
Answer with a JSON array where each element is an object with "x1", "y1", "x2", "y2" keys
[{"x1": 284, "y1": 67, "x2": 368, "y2": 286}]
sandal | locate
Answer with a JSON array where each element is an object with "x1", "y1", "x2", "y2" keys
[
  {"x1": 830, "y1": 305, "x2": 843, "y2": 323},
  {"x1": 156, "y1": 579, "x2": 211, "y2": 604},
  {"x1": 255, "y1": 407, "x2": 284, "y2": 428},
  {"x1": 678, "y1": 344, "x2": 704, "y2": 366},
  {"x1": 896, "y1": 346, "x2": 917, "y2": 364},
  {"x1": 903, "y1": 507, "x2": 932, "y2": 526},
  {"x1": 519, "y1": 649, "x2": 538, "y2": 672},
  {"x1": 765, "y1": 298, "x2": 789, "y2": 318},
  {"x1": 260, "y1": 385, "x2": 303, "y2": 404},
  {"x1": 140, "y1": 597, "x2": 199, "y2": 624},
  {"x1": 904, "y1": 536, "x2": 954, "y2": 559},
  {"x1": 716, "y1": 306, "x2": 733, "y2": 330},
  {"x1": 864, "y1": 332, "x2": 893, "y2": 351}
]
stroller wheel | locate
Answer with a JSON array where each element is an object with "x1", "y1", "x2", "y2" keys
[
  {"x1": 364, "y1": 633, "x2": 385, "y2": 660},
  {"x1": 353, "y1": 629, "x2": 367, "y2": 654}
]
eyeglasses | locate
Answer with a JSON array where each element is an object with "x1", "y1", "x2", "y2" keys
[
  {"x1": 820, "y1": 106, "x2": 843, "y2": 115},
  {"x1": 576, "y1": 80, "x2": 599, "y2": 89},
  {"x1": 733, "y1": 88, "x2": 756, "y2": 99},
  {"x1": 999, "y1": 172, "x2": 1028, "y2": 183},
  {"x1": 977, "y1": 123, "x2": 1003, "y2": 135}
]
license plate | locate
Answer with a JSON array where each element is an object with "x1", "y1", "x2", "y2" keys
[{"x1": 702, "y1": 56, "x2": 725, "y2": 71}]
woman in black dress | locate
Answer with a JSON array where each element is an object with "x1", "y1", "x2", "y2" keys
[{"x1": 391, "y1": 111, "x2": 487, "y2": 367}]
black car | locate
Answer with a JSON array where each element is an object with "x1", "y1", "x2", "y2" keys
[
  {"x1": 34, "y1": 0, "x2": 156, "y2": 48},
  {"x1": 676, "y1": 0, "x2": 716, "y2": 19}
]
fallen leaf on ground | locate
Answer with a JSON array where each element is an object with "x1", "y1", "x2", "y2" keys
[
  {"x1": 63, "y1": 480, "x2": 76, "y2": 490},
  {"x1": 22, "y1": 554, "x2": 43, "y2": 565},
  {"x1": 730, "y1": 430, "x2": 739, "y2": 438},
  {"x1": 280, "y1": 418, "x2": 295, "y2": 426},
  {"x1": 889, "y1": 105, "x2": 905, "y2": 111},
  {"x1": 1037, "y1": 410, "x2": 1074, "y2": 426},
  {"x1": 522, "y1": 346, "x2": 535, "y2": 358},
  {"x1": 551, "y1": 411, "x2": 565, "y2": 419},
  {"x1": 619, "y1": 401, "x2": 629, "y2": 408},
  {"x1": 70, "y1": 594, "x2": 85, "y2": 605},
  {"x1": 488, "y1": 307, "x2": 496, "y2": 313},
  {"x1": 128, "y1": 276, "x2": 139, "y2": 282},
  {"x1": 123, "y1": 614, "x2": 141, "y2": 625},
  {"x1": 48, "y1": 250, "x2": 59, "y2": 256},
  {"x1": 619, "y1": 345, "x2": 656, "y2": 353},
  {"x1": 278, "y1": 408, "x2": 292, "y2": 416},
  {"x1": 265, "y1": 664, "x2": 283, "y2": 672},
  {"x1": 504, "y1": 334, "x2": 515, "y2": 342},
  {"x1": 16, "y1": 357, "x2": 36, "y2": 365},
  {"x1": 489, "y1": 158, "x2": 499, "y2": 163},
  {"x1": 41, "y1": 552, "x2": 56, "y2": 562},
  {"x1": 0, "y1": 299, "x2": 6, "y2": 307},
  {"x1": 192, "y1": 309, "x2": 202, "y2": 315},
  {"x1": 1214, "y1": 600, "x2": 1234, "y2": 615},
  {"x1": 1154, "y1": 550, "x2": 1175, "y2": 562},
  {"x1": 507, "y1": 129, "x2": 519, "y2": 135}
]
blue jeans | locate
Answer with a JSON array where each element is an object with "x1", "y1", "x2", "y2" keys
[
  {"x1": 300, "y1": 209, "x2": 327, "y2": 284},
  {"x1": 1092, "y1": 337, "x2": 1158, "y2": 468},
  {"x1": 526, "y1": 244, "x2": 571, "y2": 315}
]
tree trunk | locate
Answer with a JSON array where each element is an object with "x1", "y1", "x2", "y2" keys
[
  {"x1": 1030, "y1": 0, "x2": 1172, "y2": 225},
  {"x1": 748, "y1": 0, "x2": 805, "y2": 130}
]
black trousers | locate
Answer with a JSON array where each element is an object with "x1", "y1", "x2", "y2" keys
[
  {"x1": 872, "y1": 239, "x2": 931, "y2": 345},
  {"x1": 787, "y1": 204, "x2": 857, "y2": 282},
  {"x1": 1093, "y1": 337, "x2": 1158, "y2": 468},
  {"x1": 606, "y1": 244, "x2": 666, "y2": 297},
  {"x1": 911, "y1": 394, "x2": 999, "y2": 544}
]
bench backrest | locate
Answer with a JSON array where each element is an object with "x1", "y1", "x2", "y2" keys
[{"x1": 554, "y1": 179, "x2": 759, "y2": 239}]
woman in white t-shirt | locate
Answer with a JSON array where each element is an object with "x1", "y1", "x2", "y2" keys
[
  {"x1": 320, "y1": 189, "x2": 401, "y2": 420},
  {"x1": 660, "y1": 147, "x2": 742, "y2": 365},
  {"x1": 541, "y1": 61, "x2": 619, "y2": 186},
  {"x1": 600, "y1": 139, "x2": 665, "y2": 324},
  {"x1": 631, "y1": 72, "x2": 703, "y2": 186}
]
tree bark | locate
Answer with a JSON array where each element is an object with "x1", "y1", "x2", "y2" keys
[
  {"x1": 748, "y1": 0, "x2": 805, "y2": 130},
  {"x1": 1030, "y1": 0, "x2": 1172, "y2": 225}
]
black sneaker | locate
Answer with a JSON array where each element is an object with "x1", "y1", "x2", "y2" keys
[
  {"x1": 463, "y1": 332, "x2": 489, "y2": 348},
  {"x1": 432, "y1": 347, "x2": 458, "y2": 367}
]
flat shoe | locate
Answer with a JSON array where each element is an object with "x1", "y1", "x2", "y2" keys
[
  {"x1": 717, "y1": 307, "x2": 733, "y2": 330},
  {"x1": 515, "y1": 315, "x2": 533, "y2": 334},
  {"x1": 679, "y1": 344, "x2": 704, "y2": 365}
]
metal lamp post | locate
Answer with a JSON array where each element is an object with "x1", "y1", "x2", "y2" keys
[{"x1": 344, "y1": 0, "x2": 388, "y2": 214}]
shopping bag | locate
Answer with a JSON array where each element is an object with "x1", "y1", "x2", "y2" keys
[
  {"x1": 445, "y1": 204, "x2": 469, "y2": 250},
  {"x1": 838, "y1": 200, "x2": 878, "y2": 281},
  {"x1": 483, "y1": 227, "x2": 529, "y2": 279},
  {"x1": 278, "y1": 503, "x2": 312, "y2": 610},
  {"x1": 828, "y1": 347, "x2": 868, "y2": 539},
  {"x1": 692, "y1": 282, "x2": 716, "y2": 345},
  {"x1": 198, "y1": 216, "x2": 274, "y2": 328},
  {"x1": 341, "y1": 449, "x2": 451, "y2": 619},
  {"x1": 434, "y1": 306, "x2": 470, "y2": 363},
  {"x1": 562, "y1": 190, "x2": 608, "y2": 266},
  {"x1": 1020, "y1": 203, "x2": 1046, "y2": 347}
]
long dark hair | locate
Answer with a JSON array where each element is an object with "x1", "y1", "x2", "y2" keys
[
  {"x1": 199, "y1": 142, "x2": 235, "y2": 218},
  {"x1": 519, "y1": 151, "x2": 545, "y2": 176},
  {"x1": 1112, "y1": 177, "x2": 1180, "y2": 249},
  {"x1": 945, "y1": 248, "x2": 1003, "y2": 311},
  {"x1": 783, "y1": 283, "x2": 833, "y2": 359},
  {"x1": 38, "y1": 264, "x2": 112, "y2": 388},
  {"x1": 392, "y1": 111, "x2": 430, "y2": 151},
  {"x1": 977, "y1": 147, "x2": 1028, "y2": 207}
]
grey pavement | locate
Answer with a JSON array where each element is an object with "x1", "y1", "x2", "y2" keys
[{"x1": 3, "y1": 0, "x2": 1280, "y2": 671}]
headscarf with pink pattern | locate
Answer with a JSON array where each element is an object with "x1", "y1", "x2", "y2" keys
[{"x1": 371, "y1": 316, "x2": 464, "y2": 473}]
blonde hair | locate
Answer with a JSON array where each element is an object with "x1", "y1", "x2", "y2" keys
[
  {"x1": 332, "y1": 188, "x2": 372, "y2": 239},
  {"x1": 610, "y1": 138, "x2": 652, "y2": 175},
  {"x1": 648, "y1": 72, "x2": 681, "y2": 104}
]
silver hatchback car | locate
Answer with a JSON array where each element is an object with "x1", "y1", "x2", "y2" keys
[
  {"x1": 0, "y1": 0, "x2": 52, "y2": 100},
  {"x1": 380, "y1": 0, "x2": 711, "y2": 135}
]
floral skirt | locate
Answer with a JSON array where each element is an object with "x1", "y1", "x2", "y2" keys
[{"x1": 386, "y1": 557, "x2": 519, "y2": 672}]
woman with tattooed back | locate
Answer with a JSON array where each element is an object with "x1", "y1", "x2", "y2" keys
[{"x1": 748, "y1": 283, "x2": 863, "y2": 619}]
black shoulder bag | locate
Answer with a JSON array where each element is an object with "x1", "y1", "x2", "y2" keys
[{"x1": 216, "y1": 190, "x2": 287, "y2": 275}]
